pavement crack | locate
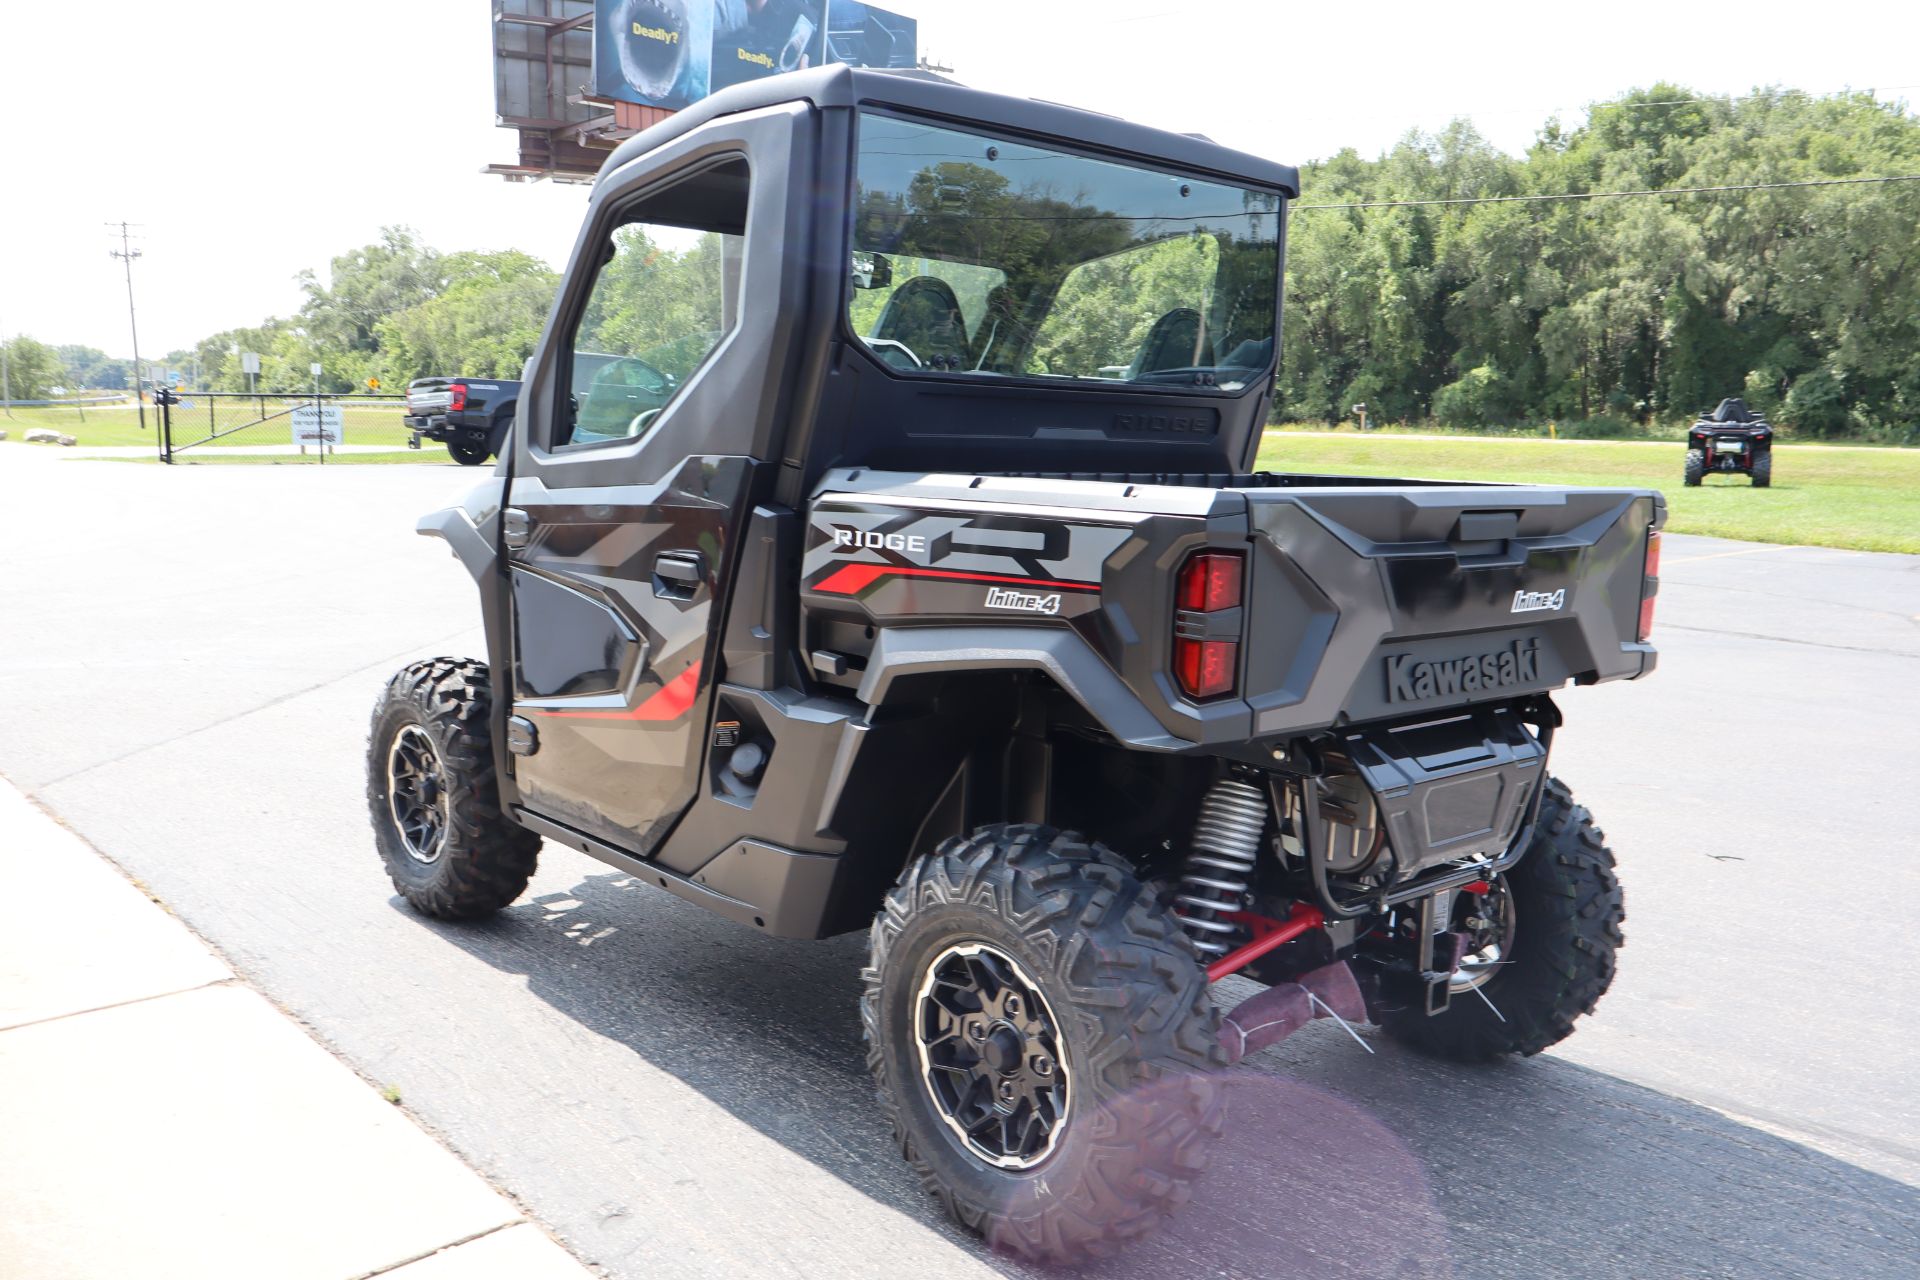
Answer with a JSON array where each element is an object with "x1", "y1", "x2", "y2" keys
[
  {"x1": 31, "y1": 626, "x2": 480, "y2": 792},
  {"x1": 0, "y1": 978, "x2": 235, "y2": 1035},
  {"x1": 1659, "y1": 622, "x2": 1920, "y2": 659},
  {"x1": 351, "y1": 1219, "x2": 525, "y2": 1279},
  {"x1": 1662, "y1": 577, "x2": 1919, "y2": 622}
]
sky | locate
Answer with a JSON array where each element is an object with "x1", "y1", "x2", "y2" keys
[{"x1": 2, "y1": 0, "x2": 1916, "y2": 357}]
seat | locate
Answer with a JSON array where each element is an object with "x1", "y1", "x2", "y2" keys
[
  {"x1": 873, "y1": 276, "x2": 969, "y2": 368},
  {"x1": 1709, "y1": 397, "x2": 1756, "y2": 424},
  {"x1": 1132, "y1": 308, "x2": 1204, "y2": 375}
]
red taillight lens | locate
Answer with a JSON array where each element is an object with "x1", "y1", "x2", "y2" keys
[
  {"x1": 448, "y1": 382, "x2": 468, "y2": 411},
  {"x1": 1638, "y1": 530, "x2": 1661, "y2": 641},
  {"x1": 1177, "y1": 552, "x2": 1243, "y2": 612},
  {"x1": 1173, "y1": 550, "x2": 1244, "y2": 701},
  {"x1": 1176, "y1": 639, "x2": 1239, "y2": 700}
]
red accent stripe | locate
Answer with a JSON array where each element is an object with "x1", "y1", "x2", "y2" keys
[
  {"x1": 810, "y1": 563, "x2": 1100, "y2": 597},
  {"x1": 531, "y1": 660, "x2": 702, "y2": 721}
]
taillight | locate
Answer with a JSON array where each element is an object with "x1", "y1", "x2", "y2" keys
[
  {"x1": 1638, "y1": 530, "x2": 1661, "y2": 641},
  {"x1": 1173, "y1": 551, "x2": 1244, "y2": 701},
  {"x1": 1177, "y1": 552, "x2": 1243, "y2": 612},
  {"x1": 448, "y1": 382, "x2": 468, "y2": 411}
]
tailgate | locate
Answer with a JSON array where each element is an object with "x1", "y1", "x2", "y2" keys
[{"x1": 1240, "y1": 484, "x2": 1662, "y2": 735}]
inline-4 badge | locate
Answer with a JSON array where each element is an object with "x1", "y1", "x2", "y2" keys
[
  {"x1": 1510, "y1": 588, "x2": 1567, "y2": 614},
  {"x1": 984, "y1": 586, "x2": 1062, "y2": 615}
]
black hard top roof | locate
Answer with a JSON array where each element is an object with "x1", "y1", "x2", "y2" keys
[{"x1": 597, "y1": 65, "x2": 1300, "y2": 198}]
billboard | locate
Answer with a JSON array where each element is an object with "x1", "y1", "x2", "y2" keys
[
  {"x1": 824, "y1": 2, "x2": 917, "y2": 69},
  {"x1": 592, "y1": 1, "x2": 916, "y2": 107},
  {"x1": 594, "y1": 0, "x2": 716, "y2": 109}
]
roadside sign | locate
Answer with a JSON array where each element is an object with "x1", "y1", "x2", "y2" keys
[
  {"x1": 240, "y1": 352, "x2": 261, "y2": 375},
  {"x1": 291, "y1": 404, "x2": 344, "y2": 446},
  {"x1": 366, "y1": 376, "x2": 381, "y2": 392}
]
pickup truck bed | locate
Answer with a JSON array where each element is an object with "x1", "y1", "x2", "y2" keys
[{"x1": 800, "y1": 468, "x2": 1662, "y2": 748}]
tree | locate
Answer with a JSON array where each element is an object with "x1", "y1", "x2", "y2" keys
[
  {"x1": 377, "y1": 250, "x2": 560, "y2": 382},
  {"x1": 1, "y1": 336, "x2": 62, "y2": 401}
]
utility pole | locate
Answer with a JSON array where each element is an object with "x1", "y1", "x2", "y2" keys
[
  {"x1": 1, "y1": 309, "x2": 12, "y2": 419},
  {"x1": 108, "y1": 222, "x2": 147, "y2": 432}
]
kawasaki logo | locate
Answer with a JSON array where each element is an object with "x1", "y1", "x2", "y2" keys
[{"x1": 1386, "y1": 639, "x2": 1540, "y2": 704}]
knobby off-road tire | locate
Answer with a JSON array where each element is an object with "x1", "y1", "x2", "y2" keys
[
  {"x1": 1683, "y1": 449, "x2": 1706, "y2": 486},
  {"x1": 447, "y1": 439, "x2": 491, "y2": 466},
  {"x1": 1381, "y1": 777, "x2": 1624, "y2": 1061},
  {"x1": 862, "y1": 824, "x2": 1226, "y2": 1265},
  {"x1": 1752, "y1": 453, "x2": 1772, "y2": 487},
  {"x1": 367, "y1": 658, "x2": 539, "y2": 919}
]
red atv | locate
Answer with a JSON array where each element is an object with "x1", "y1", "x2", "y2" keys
[{"x1": 1685, "y1": 397, "x2": 1773, "y2": 487}]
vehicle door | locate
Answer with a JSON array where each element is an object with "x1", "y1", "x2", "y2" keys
[{"x1": 499, "y1": 106, "x2": 813, "y2": 856}]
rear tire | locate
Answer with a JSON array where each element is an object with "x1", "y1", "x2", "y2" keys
[
  {"x1": 1380, "y1": 777, "x2": 1623, "y2": 1061},
  {"x1": 862, "y1": 824, "x2": 1225, "y2": 1264},
  {"x1": 447, "y1": 440, "x2": 490, "y2": 466},
  {"x1": 1683, "y1": 449, "x2": 1705, "y2": 486},
  {"x1": 1752, "y1": 453, "x2": 1771, "y2": 487},
  {"x1": 367, "y1": 658, "x2": 539, "y2": 919}
]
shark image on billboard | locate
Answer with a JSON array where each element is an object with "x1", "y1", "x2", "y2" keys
[{"x1": 594, "y1": 0, "x2": 715, "y2": 109}]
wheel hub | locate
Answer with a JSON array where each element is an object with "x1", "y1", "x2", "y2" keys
[
  {"x1": 982, "y1": 1024, "x2": 1025, "y2": 1074},
  {"x1": 1451, "y1": 877, "x2": 1516, "y2": 992},
  {"x1": 914, "y1": 942, "x2": 1070, "y2": 1170},
  {"x1": 386, "y1": 724, "x2": 449, "y2": 865}
]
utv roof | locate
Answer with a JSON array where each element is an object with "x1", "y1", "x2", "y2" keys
[{"x1": 597, "y1": 64, "x2": 1300, "y2": 198}]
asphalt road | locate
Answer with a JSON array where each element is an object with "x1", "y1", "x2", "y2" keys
[{"x1": 3, "y1": 450, "x2": 1917, "y2": 1279}]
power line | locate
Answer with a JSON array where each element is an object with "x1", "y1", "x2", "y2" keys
[{"x1": 1295, "y1": 172, "x2": 1920, "y2": 211}]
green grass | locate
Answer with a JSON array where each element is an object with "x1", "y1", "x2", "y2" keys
[
  {"x1": 1, "y1": 399, "x2": 410, "y2": 448},
  {"x1": 102, "y1": 450, "x2": 455, "y2": 466},
  {"x1": 1256, "y1": 432, "x2": 1920, "y2": 554}
]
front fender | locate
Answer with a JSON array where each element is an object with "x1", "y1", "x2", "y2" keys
[{"x1": 416, "y1": 478, "x2": 504, "y2": 584}]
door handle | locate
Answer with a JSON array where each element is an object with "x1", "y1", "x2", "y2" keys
[
  {"x1": 653, "y1": 551, "x2": 705, "y2": 599},
  {"x1": 502, "y1": 507, "x2": 532, "y2": 550}
]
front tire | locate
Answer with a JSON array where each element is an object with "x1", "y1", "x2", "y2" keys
[
  {"x1": 447, "y1": 439, "x2": 491, "y2": 466},
  {"x1": 862, "y1": 824, "x2": 1225, "y2": 1264},
  {"x1": 1683, "y1": 449, "x2": 1705, "y2": 486},
  {"x1": 1380, "y1": 777, "x2": 1623, "y2": 1061},
  {"x1": 1752, "y1": 453, "x2": 1771, "y2": 487},
  {"x1": 367, "y1": 658, "x2": 539, "y2": 919}
]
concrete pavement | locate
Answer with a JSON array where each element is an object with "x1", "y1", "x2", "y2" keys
[
  {"x1": 0, "y1": 779, "x2": 592, "y2": 1280},
  {"x1": 1, "y1": 448, "x2": 1917, "y2": 1278}
]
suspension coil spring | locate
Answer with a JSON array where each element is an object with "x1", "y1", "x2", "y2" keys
[{"x1": 1172, "y1": 778, "x2": 1270, "y2": 956}]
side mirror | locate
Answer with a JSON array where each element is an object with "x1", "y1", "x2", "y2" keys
[{"x1": 851, "y1": 252, "x2": 893, "y2": 290}]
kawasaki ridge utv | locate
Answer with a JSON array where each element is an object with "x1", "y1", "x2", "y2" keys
[
  {"x1": 1685, "y1": 396, "x2": 1774, "y2": 487},
  {"x1": 367, "y1": 67, "x2": 1662, "y2": 1263}
]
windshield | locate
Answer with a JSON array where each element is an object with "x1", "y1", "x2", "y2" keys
[{"x1": 847, "y1": 112, "x2": 1282, "y2": 391}]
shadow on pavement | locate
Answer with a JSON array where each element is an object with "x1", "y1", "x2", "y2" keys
[{"x1": 418, "y1": 869, "x2": 1920, "y2": 1280}]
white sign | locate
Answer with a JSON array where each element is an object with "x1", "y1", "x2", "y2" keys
[
  {"x1": 291, "y1": 404, "x2": 344, "y2": 446},
  {"x1": 240, "y1": 352, "x2": 261, "y2": 375},
  {"x1": 309, "y1": 362, "x2": 323, "y2": 377}
]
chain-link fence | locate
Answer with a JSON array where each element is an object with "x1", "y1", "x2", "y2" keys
[{"x1": 159, "y1": 392, "x2": 411, "y2": 462}]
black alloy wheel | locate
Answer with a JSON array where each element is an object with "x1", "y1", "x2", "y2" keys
[
  {"x1": 385, "y1": 725, "x2": 448, "y2": 864},
  {"x1": 916, "y1": 941, "x2": 1070, "y2": 1170}
]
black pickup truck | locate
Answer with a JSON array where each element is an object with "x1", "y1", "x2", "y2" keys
[
  {"x1": 365, "y1": 67, "x2": 1662, "y2": 1264},
  {"x1": 402, "y1": 376, "x2": 519, "y2": 465}
]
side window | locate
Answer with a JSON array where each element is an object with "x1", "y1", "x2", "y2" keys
[{"x1": 555, "y1": 158, "x2": 749, "y2": 448}]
